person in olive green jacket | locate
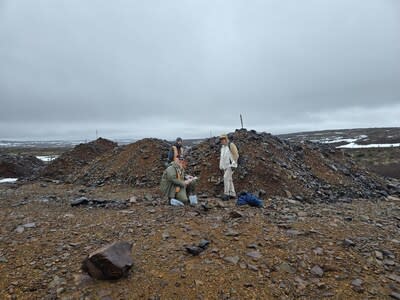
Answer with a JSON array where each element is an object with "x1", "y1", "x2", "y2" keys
[{"x1": 160, "y1": 157, "x2": 195, "y2": 204}]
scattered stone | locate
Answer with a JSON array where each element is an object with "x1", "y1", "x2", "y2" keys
[
  {"x1": 71, "y1": 197, "x2": 89, "y2": 207},
  {"x1": 185, "y1": 246, "x2": 204, "y2": 256},
  {"x1": 0, "y1": 256, "x2": 8, "y2": 263},
  {"x1": 239, "y1": 262, "x2": 247, "y2": 269},
  {"x1": 343, "y1": 239, "x2": 356, "y2": 247},
  {"x1": 313, "y1": 247, "x2": 324, "y2": 255},
  {"x1": 223, "y1": 256, "x2": 240, "y2": 265},
  {"x1": 185, "y1": 239, "x2": 210, "y2": 256},
  {"x1": 225, "y1": 229, "x2": 240, "y2": 237},
  {"x1": 351, "y1": 278, "x2": 364, "y2": 292},
  {"x1": 375, "y1": 251, "x2": 383, "y2": 260},
  {"x1": 48, "y1": 275, "x2": 65, "y2": 289},
  {"x1": 387, "y1": 196, "x2": 400, "y2": 202},
  {"x1": 15, "y1": 226, "x2": 24, "y2": 234},
  {"x1": 82, "y1": 241, "x2": 133, "y2": 280},
  {"x1": 286, "y1": 229, "x2": 304, "y2": 236},
  {"x1": 246, "y1": 251, "x2": 262, "y2": 260},
  {"x1": 247, "y1": 243, "x2": 258, "y2": 249},
  {"x1": 144, "y1": 194, "x2": 153, "y2": 201},
  {"x1": 73, "y1": 274, "x2": 93, "y2": 288},
  {"x1": 23, "y1": 222, "x2": 36, "y2": 228},
  {"x1": 310, "y1": 265, "x2": 324, "y2": 277},
  {"x1": 279, "y1": 262, "x2": 296, "y2": 274},
  {"x1": 384, "y1": 259, "x2": 395, "y2": 266},
  {"x1": 229, "y1": 210, "x2": 244, "y2": 218},
  {"x1": 247, "y1": 264, "x2": 259, "y2": 271},
  {"x1": 391, "y1": 292, "x2": 400, "y2": 300},
  {"x1": 297, "y1": 211, "x2": 308, "y2": 217},
  {"x1": 198, "y1": 239, "x2": 210, "y2": 249},
  {"x1": 388, "y1": 274, "x2": 400, "y2": 284}
]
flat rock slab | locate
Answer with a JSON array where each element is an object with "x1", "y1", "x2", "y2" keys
[
  {"x1": 82, "y1": 241, "x2": 133, "y2": 280},
  {"x1": 223, "y1": 256, "x2": 240, "y2": 265}
]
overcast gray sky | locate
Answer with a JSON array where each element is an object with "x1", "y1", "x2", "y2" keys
[{"x1": 1, "y1": 0, "x2": 399, "y2": 140}]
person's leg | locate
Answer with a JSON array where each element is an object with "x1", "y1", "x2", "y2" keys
[
  {"x1": 223, "y1": 168, "x2": 230, "y2": 197},
  {"x1": 176, "y1": 187, "x2": 189, "y2": 204},
  {"x1": 226, "y1": 167, "x2": 236, "y2": 197}
]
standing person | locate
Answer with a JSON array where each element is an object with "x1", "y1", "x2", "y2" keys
[
  {"x1": 167, "y1": 137, "x2": 184, "y2": 164},
  {"x1": 160, "y1": 157, "x2": 195, "y2": 204},
  {"x1": 219, "y1": 134, "x2": 239, "y2": 201}
]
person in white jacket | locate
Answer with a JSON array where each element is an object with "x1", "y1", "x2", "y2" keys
[{"x1": 219, "y1": 134, "x2": 239, "y2": 200}]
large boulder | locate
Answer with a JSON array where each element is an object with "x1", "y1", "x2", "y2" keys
[{"x1": 82, "y1": 241, "x2": 133, "y2": 280}]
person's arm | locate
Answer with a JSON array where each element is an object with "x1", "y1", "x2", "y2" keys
[
  {"x1": 166, "y1": 166, "x2": 185, "y2": 187},
  {"x1": 172, "y1": 146, "x2": 179, "y2": 161}
]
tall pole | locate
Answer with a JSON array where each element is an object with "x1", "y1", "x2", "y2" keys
[{"x1": 240, "y1": 114, "x2": 244, "y2": 129}]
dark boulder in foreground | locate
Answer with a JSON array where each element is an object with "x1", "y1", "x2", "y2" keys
[{"x1": 82, "y1": 241, "x2": 133, "y2": 280}]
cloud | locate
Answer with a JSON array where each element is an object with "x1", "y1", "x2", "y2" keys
[{"x1": 0, "y1": 0, "x2": 399, "y2": 139}]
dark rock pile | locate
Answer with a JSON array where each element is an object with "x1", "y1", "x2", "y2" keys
[
  {"x1": 186, "y1": 129, "x2": 396, "y2": 201},
  {"x1": 40, "y1": 138, "x2": 117, "y2": 181},
  {"x1": 73, "y1": 138, "x2": 170, "y2": 187},
  {"x1": 0, "y1": 154, "x2": 44, "y2": 178},
  {"x1": 39, "y1": 129, "x2": 399, "y2": 202}
]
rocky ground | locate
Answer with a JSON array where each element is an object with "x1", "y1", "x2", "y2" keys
[{"x1": 1, "y1": 181, "x2": 400, "y2": 300}]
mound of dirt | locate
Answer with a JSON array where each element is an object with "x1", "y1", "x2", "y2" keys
[
  {"x1": 0, "y1": 154, "x2": 44, "y2": 178},
  {"x1": 74, "y1": 138, "x2": 170, "y2": 187},
  {"x1": 54, "y1": 130, "x2": 394, "y2": 201},
  {"x1": 40, "y1": 138, "x2": 117, "y2": 181},
  {"x1": 186, "y1": 129, "x2": 391, "y2": 201}
]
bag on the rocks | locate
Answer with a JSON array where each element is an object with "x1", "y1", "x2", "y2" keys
[{"x1": 237, "y1": 192, "x2": 263, "y2": 207}]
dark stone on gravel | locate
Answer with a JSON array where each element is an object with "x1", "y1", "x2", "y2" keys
[
  {"x1": 198, "y1": 239, "x2": 210, "y2": 249},
  {"x1": 71, "y1": 197, "x2": 89, "y2": 207},
  {"x1": 311, "y1": 265, "x2": 324, "y2": 277},
  {"x1": 391, "y1": 292, "x2": 400, "y2": 300},
  {"x1": 223, "y1": 256, "x2": 240, "y2": 265},
  {"x1": 185, "y1": 239, "x2": 210, "y2": 256},
  {"x1": 351, "y1": 278, "x2": 364, "y2": 292},
  {"x1": 82, "y1": 241, "x2": 133, "y2": 280},
  {"x1": 229, "y1": 210, "x2": 244, "y2": 218},
  {"x1": 185, "y1": 246, "x2": 204, "y2": 256},
  {"x1": 343, "y1": 239, "x2": 356, "y2": 247}
]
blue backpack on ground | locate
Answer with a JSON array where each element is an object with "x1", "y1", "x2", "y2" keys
[{"x1": 237, "y1": 192, "x2": 263, "y2": 208}]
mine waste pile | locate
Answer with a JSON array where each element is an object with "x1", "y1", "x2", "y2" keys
[
  {"x1": 38, "y1": 129, "x2": 399, "y2": 201},
  {"x1": 0, "y1": 154, "x2": 44, "y2": 178},
  {"x1": 40, "y1": 138, "x2": 117, "y2": 181}
]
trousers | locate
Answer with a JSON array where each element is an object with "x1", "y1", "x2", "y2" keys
[{"x1": 223, "y1": 167, "x2": 236, "y2": 196}]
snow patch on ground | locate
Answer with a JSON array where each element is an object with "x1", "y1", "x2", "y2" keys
[
  {"x1": 0, "y1": 178, "x2": 18, "y2": 183},
  {"x1": 338, "y1": 143, "x2": 400, "y2": 149},
  {"x1": 312, "y1": 135, "x2": 369, "y2": 144},
  {"x1": 36, "y1": 155, "x2": 59, "y2": 162}
]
